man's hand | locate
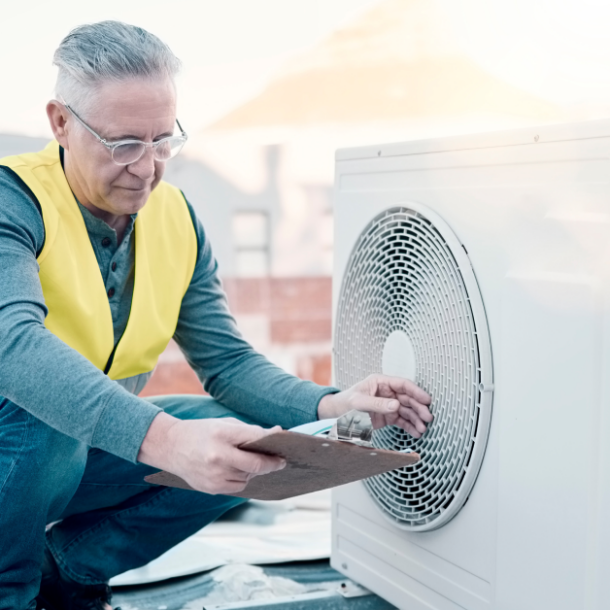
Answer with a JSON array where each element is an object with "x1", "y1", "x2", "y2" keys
[
  {"x1": 318, "y1": 374, "x2": 433, "y2": 438},
  {"x1": 138, "y1": 414, "x2": 286, "y2": 495}
]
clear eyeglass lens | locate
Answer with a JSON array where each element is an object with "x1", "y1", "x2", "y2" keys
[
  {"x1": 112, "y1": 142, "x2": 146, "y2": 165},
  {"x1": 111, "y1": 137, "x2": 187, "y2": 165},
  {"x1": 164, "y1": 137, "x2": 187, "y2": 159}
]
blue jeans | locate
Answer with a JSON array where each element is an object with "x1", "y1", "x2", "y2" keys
[{"x1": 0, "y1": 395, "x2": 256, "y2": 610}]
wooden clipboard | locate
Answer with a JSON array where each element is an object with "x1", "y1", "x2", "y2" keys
[{"x1": 144, "y1": 430, "x2": 420, "y2": 500}]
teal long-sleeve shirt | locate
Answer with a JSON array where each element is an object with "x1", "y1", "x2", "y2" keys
[{"x1": 0, "y1": 163, "x2": 337, "y2": 463}]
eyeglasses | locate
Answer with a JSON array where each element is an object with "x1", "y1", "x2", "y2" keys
[{"x1": 62, "y1": 101, "x2": 188, "y2": 166}]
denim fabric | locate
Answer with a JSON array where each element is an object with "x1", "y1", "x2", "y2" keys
[{"x1": 0, "y1": 395, "x2": 253, "y2": 610}]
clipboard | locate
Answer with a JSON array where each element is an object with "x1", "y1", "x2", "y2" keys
[{"x1": 145, "y1": 429, "x2": 420, "y2": 501}]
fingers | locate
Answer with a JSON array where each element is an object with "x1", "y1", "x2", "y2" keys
[
  {"x1": 369, "y1": 374, "x2": 434, "y2": 429},
  {"x1": 175, "y1": 419, "x2": 288, "y2": 495},
  {"x1": 394, "y1": 417, "x2": 424, "y2": 438},
  {"x1": 375, "y1": 407, "x2": 428, "y2": 437},
  {"x1": 397, "y1": 405, "x2": 428, "y2": 435},
  {"x1": 349, "y1": 392, "x2": 402, "y2": 416},
  {"x1": 187, "y1": 447, "x2": 286, "y2": 495},
  {"x1": 217, "y1": 420, "x2": 276, "y2": 445},
  {"x1": 396, "y1": 393, "x2": 434, "y2": 423},
  {"x1": 375, "y1": 375, "x2": 431, "y2": 405},
  {"x1": 214, "y1": 423, "x2": 288, "y2": 473},
  {"x1": 345, "y1": 374, "x2": 434, "y2": 438},
  {"x1": 229, "y1": 446, "x2": 286, "y2": 476}
]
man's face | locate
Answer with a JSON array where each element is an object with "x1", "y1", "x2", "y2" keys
[{"x1": 62, "y1": 77, "x2": 177, "y2": 216}]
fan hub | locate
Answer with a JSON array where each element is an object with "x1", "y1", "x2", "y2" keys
[{"x1": 382, "y1": 330, "x2": 417, "y2": 381}]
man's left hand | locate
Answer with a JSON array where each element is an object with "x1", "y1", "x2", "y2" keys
[{"x1": 317, "y1": 374, "x2": 433, "y2": 438}]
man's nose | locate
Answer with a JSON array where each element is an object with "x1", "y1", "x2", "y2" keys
[{"x1": 127, "y1": 146, "x2": 157, "y2": 181}]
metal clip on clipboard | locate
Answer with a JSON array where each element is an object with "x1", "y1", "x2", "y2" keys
[
  {"x1": 328, "y1": 410, "x2": 374, "y2": 447},
  {"x1": 145, "y1": 408, "x2": 421, "y2": 499}
]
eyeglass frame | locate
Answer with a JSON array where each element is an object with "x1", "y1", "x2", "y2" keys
[{"x1": 60, "y1": 100, "x2": 188, "y2": 166}]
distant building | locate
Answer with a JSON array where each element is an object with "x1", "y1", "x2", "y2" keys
[{"x1": 0, "y1": 133, "x2": 50, "y2": 158}]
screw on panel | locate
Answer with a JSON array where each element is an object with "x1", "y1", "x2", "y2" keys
[
  {"x1": 377, "y1": 150, "x2": 381, "y2": 156},
  {"x1": 534, "y1": 135, "x2": 539, "y2": 142}
]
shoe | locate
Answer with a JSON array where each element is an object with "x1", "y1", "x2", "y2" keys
[{"x1": 36, "y1": 547, "x2": 121, "y2": 610}]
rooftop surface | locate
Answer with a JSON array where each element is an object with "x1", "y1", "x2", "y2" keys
[{"x1": 113, "y1": 560, "x2": 397, "y2": 610}]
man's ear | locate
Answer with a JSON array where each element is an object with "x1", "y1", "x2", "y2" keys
[{"x1": 46, "y1": 100, "x2": 71, "y2": 150}]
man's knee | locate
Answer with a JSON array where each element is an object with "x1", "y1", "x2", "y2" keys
[{"x1": 0, "y1": 399, "x2": 88, "y2": 521}]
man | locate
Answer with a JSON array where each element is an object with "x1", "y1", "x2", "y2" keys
[{"x1": 0, "y1": 21, "x2": 433, "y2": 610}]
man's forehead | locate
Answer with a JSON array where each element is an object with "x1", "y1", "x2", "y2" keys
[{"x1": 90, "y1": 78, "x2": 177, "y2": 137}]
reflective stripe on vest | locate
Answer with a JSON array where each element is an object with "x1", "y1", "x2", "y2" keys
[{"x1": 1, "y1": 141, "x2": 197, "y2": 380}]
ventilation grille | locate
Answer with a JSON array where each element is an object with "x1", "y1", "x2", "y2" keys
[{"x1": 334, "y1": 205, "x2": 493, "y2": 531}]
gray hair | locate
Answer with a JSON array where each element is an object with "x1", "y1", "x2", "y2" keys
[{"x1": 53, "y1": 21, "x2": 181, "y2": 114}]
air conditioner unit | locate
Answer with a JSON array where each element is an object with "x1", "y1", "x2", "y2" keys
[{"x1": 330, "y1": 121, "x2": 610, "y2": 610}]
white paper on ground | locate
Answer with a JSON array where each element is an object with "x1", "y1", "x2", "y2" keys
[
  {"x1": 110, "y1": 489, "x2": 331, "y2": 586},
  {"x1": 176, "y1": 564, "x2": 342, "y2": 610}
]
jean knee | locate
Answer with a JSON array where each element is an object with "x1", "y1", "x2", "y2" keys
[
  {"x1": 0, "y1": 399, "x2": 88, "y2": 522},
  {"x1": 144, "y1": 394, "x2": 263, "y2": 426}
]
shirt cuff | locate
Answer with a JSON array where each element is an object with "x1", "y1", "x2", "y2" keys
[{"x1": 90, "y1": 386, "x2": 162, "y2": 463}]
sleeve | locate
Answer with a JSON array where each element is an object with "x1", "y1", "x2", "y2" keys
[
  {"x1": 173, "y1": 199, "x2": 338, "y2": 429},
  {"x1": 0, "y1": 168, "x2": 161, "y2": 463}
]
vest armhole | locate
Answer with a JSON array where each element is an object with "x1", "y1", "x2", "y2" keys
[
  {"x1": 180, "y1": 190, "x2": 201, "y2": 256},
  {"x1": 180, "y1": 190, "x2": 203, "y2": 264},
  {"x1": 0, "y1": 165, "x2": 46, "y2": 256}
]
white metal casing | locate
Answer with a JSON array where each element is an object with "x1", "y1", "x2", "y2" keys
[{"x1": 331, "y1": 120, "x2": 610, "y2": 610}]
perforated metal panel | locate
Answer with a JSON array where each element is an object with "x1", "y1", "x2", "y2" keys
[{"x1": 334, "y1": 204, "x2": 493, "y2": 531}]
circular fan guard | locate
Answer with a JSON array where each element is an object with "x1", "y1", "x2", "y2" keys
[{"x1": 334, "y1": 204, "x2": 493, "y2": 531}]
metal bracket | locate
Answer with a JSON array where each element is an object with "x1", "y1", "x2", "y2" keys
[
  {"x1": 337, "y1": 579, "x2": 372, "y2": 598},
  {"x1": 328, "y1": 410, "x2": 374, "y2": 447}
]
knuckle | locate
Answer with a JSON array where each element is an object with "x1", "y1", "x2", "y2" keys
[
  {"x1": 206, "y1": 451, "x2": 221, "y2": 466},
  {"x1": 374, "y1": 397, "x2": 386, "y2": 411},
  {"x1": 249, "y1": 458, "x2": 264, "y2": 474}
]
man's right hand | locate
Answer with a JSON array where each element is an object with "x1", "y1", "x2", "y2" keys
[{"x1": 137, "y1": 412, "x2": 286, "y2": 495}]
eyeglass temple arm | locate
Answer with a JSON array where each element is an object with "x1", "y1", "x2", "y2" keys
[
  {"x1": 64, "y1": 98, "x2": 186, "y2": 141},
  {"x1": 63, "y1": 102, "x2": 108, "y2": 144}
]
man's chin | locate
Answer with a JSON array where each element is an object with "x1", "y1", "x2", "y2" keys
[{"x1": 117, "y1": 188, "x2": 151, "y2": 214}]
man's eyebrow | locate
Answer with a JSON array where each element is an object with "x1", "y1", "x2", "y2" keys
[{"x1": 108, "y1": 131, "x2": 174, "y2": 141}]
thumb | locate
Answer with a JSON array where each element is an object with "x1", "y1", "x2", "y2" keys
[{"x1": 351, "y1": 394, "x2": 400, "y2": 415}]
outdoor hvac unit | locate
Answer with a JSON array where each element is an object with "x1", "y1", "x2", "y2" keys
[{"x1": 331, "y1": 121, "x2": 610, "y2": 610}]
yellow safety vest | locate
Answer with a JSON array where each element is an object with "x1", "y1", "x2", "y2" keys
[{"x1": 0, "y1": 141, "x2": 197, "y2": 380}]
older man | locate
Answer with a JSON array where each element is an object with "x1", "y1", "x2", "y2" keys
[{"x1": 0, "y1": 21, "x2": 432, "y2": 610}]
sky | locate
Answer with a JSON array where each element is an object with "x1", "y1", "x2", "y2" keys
[
  {"x1": 3, "y1": 0, "x2": 610, "y2": 137},
  {"x1": 440, "y1": 0, "x2": 610, "y2": 110},
  {"x1": 0, "y1": 0, "x2": 381, "y2": 137}
]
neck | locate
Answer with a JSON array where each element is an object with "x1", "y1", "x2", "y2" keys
[{"x1": 78, "y1": 199, "x2": 131, "y2": 244}]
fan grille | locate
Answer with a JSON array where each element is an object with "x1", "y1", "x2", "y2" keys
[{"x1": 334, "y1": 205, "x2": 492, "y2": 530}]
